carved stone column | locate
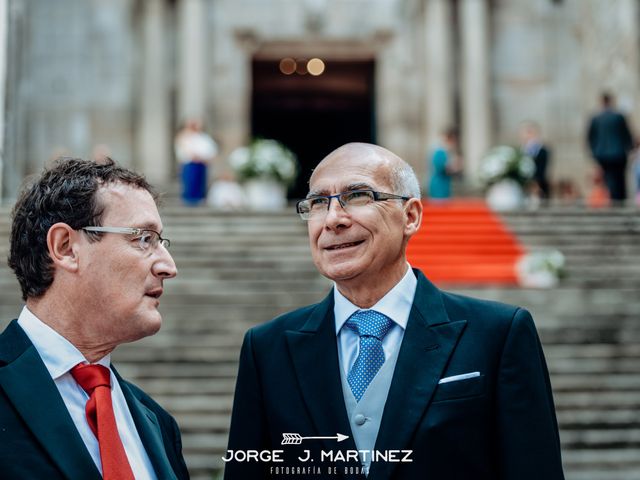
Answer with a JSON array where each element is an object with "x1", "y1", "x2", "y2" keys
[
  {"x1": 460, "y1": 0, "x2": 492, "y2": 183},
  {"x1": 136, "y1": 0, "x2": 172, "y2": 185},
  {"x1": 0, "y1": 0, "x2": 8, "y2": 200},
  {"x1": 424, "y1": 0, "x2": 455, "y2": 147},
  {"x1": 177, "y1": 0, "x2": 207, "y2": 122}
]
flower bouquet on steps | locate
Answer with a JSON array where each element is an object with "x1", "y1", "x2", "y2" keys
[
  {"x1": 516, "y1": 249, "x2": 566, "y2": 288},
  {"x1": 479, "y1": 146, "x2": 535, "y2": 211},
  {"x1": 228, "y1": 139, "x2": 298, "y2": 210}
]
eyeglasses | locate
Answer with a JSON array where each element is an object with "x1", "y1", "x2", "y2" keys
[
  {"x1": 296, "y1": 189, "x2": 411, "y2": 221},
  {"x1": 81, "y1": 226, "x2": 171, "y2": 251}
]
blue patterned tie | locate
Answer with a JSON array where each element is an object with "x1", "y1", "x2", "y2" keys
[{"x1": 344, "y1": 310, "x2": 394, "y2": 402}]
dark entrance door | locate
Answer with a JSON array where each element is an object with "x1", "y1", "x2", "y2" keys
[{"x1": 251, "y1": 58, "x2": 375, "y2": 200}]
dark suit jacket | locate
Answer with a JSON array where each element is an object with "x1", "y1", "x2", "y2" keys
[
  {"x1": 225, "y1": 269, "x2": 564, "y2": 480},
  {"x1": 531, "y1": 145, "x2": 551, "y2": 198},
  {"x1": 588, "y1": 109, "x2": 633, "y2": 162},
  {"x1": 0, "y1": 319, "x2": 189, "y2": 480}
]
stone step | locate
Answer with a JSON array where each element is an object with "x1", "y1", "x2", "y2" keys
[
  {"x1": 130, "y1": 378, "x2": 237, "y2": 396},
  {"x1": 453, "y1": 288, "x2": 640, "y2": 313},
  {"x1": 561, "y1": 448, "x2": 640, "y2": 469},
  {"x1": 149, "y1": 395, "x2": 234, "y2": 414},
  {"x1": 3, "y1": 310, "x2": 638, "y2": 340},
  {"x1": 122, "y1": 339, "x2": 639, "y2": 356},
  {"x1": 549, "y1": 358, "x2": 640, "y2": 374},
  {"x1": 159, "y1": 245, "x2": 314, "y2": 257},
  {"x1": 564, "y1": 471, "x2": 640, "y2": 480},
  {"x1": 174, "y1": 412, "x2": 233, "y2": 432},
  {"x1": 115, "y1": 362, "x2": 238, "y2": 379},
  {"x1": 184, "y1": 452, "x2": 226, "y2": 477},
  {"x1": 132, "y1": 285, "x2": 640, "y2": 304},
  {"x1": 558, "y1": 409, "x2": 640, "y2": 428},
  {"x1": 561, "y1": 429, "x2": 640, "y2": 448},
  {"x1": 181, "y1": 433, "x2": 228, "y2": 453},
  {"x1": 4, "y1": 270, "x2": 640, "y2": 292},
  {"x1": 555, "y1": 392, "x2": 640, "y2": 409},
  {"x1": 545, "y1": 344, "x2": 640, "y2": 359},
  {"x1": 111, "y1": 345, "x2": 640, "y2": 370}
]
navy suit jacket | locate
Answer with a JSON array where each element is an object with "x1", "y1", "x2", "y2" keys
[
  {"x1": 588, "y1": 109, "x2": 633, "y2": 162},
  {"x1": 0, "y1": 319, "x2": 189, "y2": 480},
  {"x1": 225, "y1": 269, "x2": 564, "y2": 479}
]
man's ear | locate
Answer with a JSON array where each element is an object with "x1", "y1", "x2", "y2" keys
[
  {"x1": 47, "y1": 223, "x2": 81, "y2": 273},
  {"x1": 403, "y1": 198, "x2": 423, "y2": 237}
]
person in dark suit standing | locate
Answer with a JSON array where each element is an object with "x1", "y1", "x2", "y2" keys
[
  {"x1": 587, "y1": 92, "x2": 634, "y2": 202},
  {"x1": 224, "y1": 143, "x2": 564, "y2": 480},
  {"x1": 1, "y1": 157, "x2": 189, "y2": 479},
  {"x1": 520, "y1": 121, "x2": 551, "y2": 201}
]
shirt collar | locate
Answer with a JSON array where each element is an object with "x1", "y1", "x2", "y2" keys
[
  {"x1": 334, "y1": 264, "x2": 417, "y2": 334},
  {"x1": 17, "y1": 306, "x2": 111, "y2": 380}
]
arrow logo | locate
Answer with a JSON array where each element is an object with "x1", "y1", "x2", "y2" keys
[{"x1": 281, "y1": 433, "x2": 349, "y2": 445}]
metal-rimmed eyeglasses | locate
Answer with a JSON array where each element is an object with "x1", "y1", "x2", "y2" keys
[
  {"x1": 81, "y1": 226, "x2": 171, "y2": 250},
  {"x1": 296, "y1": 189, "x2": 411, "y2": 221}
]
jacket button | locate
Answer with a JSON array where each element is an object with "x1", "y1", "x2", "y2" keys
[{"x1": 354, "y1": 414, "x2": 366, "y2": 426}]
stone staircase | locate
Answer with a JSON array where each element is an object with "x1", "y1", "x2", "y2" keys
[
  {"x1": 492, "y1": 209, "x2": 640, "y2": 480},
  {"x1": 0, "y1": 204, "x2": 639, "y2": 480}
]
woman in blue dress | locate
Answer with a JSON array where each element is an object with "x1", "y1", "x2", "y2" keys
[{"x1": 428, "y1": 127, "x2": 461, "y2": 200}]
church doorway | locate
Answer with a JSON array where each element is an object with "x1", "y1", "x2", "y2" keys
[{"x1": 251, "y1": 57, "x2": 376, "y2": 200}]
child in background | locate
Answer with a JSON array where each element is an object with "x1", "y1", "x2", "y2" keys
[{"x1": 586, "y1": 168, "x2": 610, "y2": 208}]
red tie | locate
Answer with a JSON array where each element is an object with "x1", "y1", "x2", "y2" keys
[{"x1": 71, "y1": 363, "x2": 135, "y2": 480}]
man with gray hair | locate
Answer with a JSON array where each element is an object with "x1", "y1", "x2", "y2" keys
[{"x1": 225, "y1": 143, "x2": 564, "y2": 479}]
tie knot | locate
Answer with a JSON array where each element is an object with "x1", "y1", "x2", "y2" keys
[
  {"x1": 70, "y1": 363, "x2": 111, "y2": 395},
  {"x1": 345, "y1": 310, "x2": 394, "y2": 340}
]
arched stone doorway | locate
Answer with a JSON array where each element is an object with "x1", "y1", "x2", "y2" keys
[{"x1": 251, "y1": 55, "x2": 375, "y2": 199}]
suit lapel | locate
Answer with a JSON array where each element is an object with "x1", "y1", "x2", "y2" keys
[
  {"x1": 115, "y1": 369, "x2": 178, "y2": 480},
  {"x1": 0, "y1": 320, "x2": 101, "y2": 480},
  {"x1": 285, "y1": 291, "x2": 363, "y2": 479},
  {"x1": 369, "y1": 271, "x2": 467, "y2": 480}
]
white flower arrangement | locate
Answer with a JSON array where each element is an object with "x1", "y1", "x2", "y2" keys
[
  {"x1": 516, "y1": 249, "x2": 566, "y2": 288},
  {"x1": 479, "y1": 146, "x2": 535, "y2": 187},
  {"x1": 228, "y1": 139, "x2": 298, "y2": 186}
]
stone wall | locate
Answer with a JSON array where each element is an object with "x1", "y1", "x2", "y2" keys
[
  {"x1": 2, "y1": 0, "x2": 639, "y2": 200},
  {"x1": 2, "y1": 0, "x2": 138, "y2": 198},
  {"x1": 492, "y1": 0, "x2": 640, "y2": 193}
]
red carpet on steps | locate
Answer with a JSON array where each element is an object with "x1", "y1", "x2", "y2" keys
[{"x1": 406, "y1": 199, "x2": 526, "y2": 286}]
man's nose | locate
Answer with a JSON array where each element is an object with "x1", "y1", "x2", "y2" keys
[
  {"x1": 153, "y1": 244, "x2": 178, "y2": 279},
  {"x1": 323, "y1": 197, "x2": 351, "y2": 229}
]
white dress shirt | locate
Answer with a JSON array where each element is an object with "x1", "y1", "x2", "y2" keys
[
  {"x1": 334, "y1": 264, "x2": 418, "y2": 377},
  {"x1": 18, "y1": 307, "x2": 158, "y2": 480}
]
